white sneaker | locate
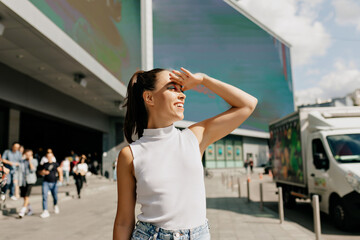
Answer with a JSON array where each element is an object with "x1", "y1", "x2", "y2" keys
[
  {"x1": 40, "y1": 210, "x2": 50, "y2": 218},
  {"x1": 27, "y1": 205, "x2": 33, "y2": 216},
  {"x1": 54, "y1": 205, "x2": 60, "y2": 214},
  {"x1": 18, "y1": 207, "x2": 26, "y2": 218},
  {"x1": 10, "y1": 196, "x2": 18, "y2": 201}
]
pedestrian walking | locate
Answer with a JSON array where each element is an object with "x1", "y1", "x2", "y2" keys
[
  {"x1": 112, "y1": 159, "x2": 117, "y2": 182},
  {"x1": 40, "y1": 148, "x2": 56, "y2": 165},
  {"x1": 113, "y1": 67, "x2": 257, "y2": 239},
  {"x1": 244, "y1": 159, "x2": 249, "y2": 173},
  {"x1": 19, "y1": 145, "x2": 25, "y2": 159},
  {"x1": 249, "y1": 157, "x2": 254, "y2": 173},
  {"x1": 73, "y1": 155, "x2": 88, "y2": 198},
  {"x1": 2, "y1": 142, "x2": 21, "y2": 200},
  {"x1": 38, "y1": 152, "x2": 63, "y2": 218},
  {"x1": 71, "y1": 155, "x2": 80, "y2": 176},
  {"x1": 0, "y1": 155, "x2": 10, "y2": 189},
  {"x1": 18, "y1": 149, "x2": 38, "y2": 218},
  {"x1": 61, "y1": 157, "x2": 71, "y2": 186}
]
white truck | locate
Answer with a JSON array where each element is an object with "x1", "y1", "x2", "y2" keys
[{"x1": 269, "y1": 107, "x2": 360, "y2": 229}]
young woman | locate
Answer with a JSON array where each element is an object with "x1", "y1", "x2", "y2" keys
[
  {"x1": 73, "y1": 154, "x2": 88, "y2": 198},
  {"x1": 113, "y1": 68, "x2": 257, "y2": 240},
  {"x1": 18, "y1": 149, "x2": 38, "y2": 218}
]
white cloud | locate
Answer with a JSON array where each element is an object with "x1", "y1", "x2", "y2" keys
[
  {"x1": 235, "y1": 0, "x2": 332, "y2": 66},
  {"x1": 295, "y1": 60, "x2": 360, "y2": 105},
  {"x1": 295, "y1": 87, "x2": 324, "y2": 105},
  {"x1": 333, "y1": 0, "x2": 360, "y2": 31},
  {"x1": 305, "y1": 68, "x2": 321, "y2": 76}
]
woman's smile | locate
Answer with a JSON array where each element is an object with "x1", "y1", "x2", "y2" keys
[{"x1": 174, "y1": 101, "x2": 184, "y2": 109}]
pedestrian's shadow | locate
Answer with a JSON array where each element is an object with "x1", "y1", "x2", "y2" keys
[{"x1": 206, "y1": 197, "x2": 277, "y2": 220}]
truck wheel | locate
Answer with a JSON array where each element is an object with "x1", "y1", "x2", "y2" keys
[
  {"x1": 331, "y1": 200, "x2": 352, "y2": 230},
  {"x1": 283, "y1": 190, "x2": 296, "y2": 208}
]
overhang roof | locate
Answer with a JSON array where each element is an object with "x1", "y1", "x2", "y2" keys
[{"x1": 0, "y1": 0, "x2": 126, "y2": 117}]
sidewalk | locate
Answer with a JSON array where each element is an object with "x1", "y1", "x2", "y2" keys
[
  {"x1": 0, "y1": 174, "x2": 112, "y2": 219},
  {"x1": 205, "y1": 170, "x2": 315, "y2": 240},
  {"x1": 1, "y1": 170, "x2": 317, "y2": 239}
]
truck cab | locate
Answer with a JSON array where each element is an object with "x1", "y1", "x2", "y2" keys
[{"x1": 307, "y1": 127, "x2": 360, "y2": 229}]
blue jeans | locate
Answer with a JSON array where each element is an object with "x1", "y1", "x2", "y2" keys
[
  {"x1": 3, "y1": 171, "x2": 15, "y2": 197},
  {"x1": 131, "y1": 220, "x2": 211, "y2": 240},
  {"x1": 42, "y1": 181, "x2": 58, "y2": 210}
]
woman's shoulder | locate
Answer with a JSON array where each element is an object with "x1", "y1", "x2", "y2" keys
[
  {"x1": 118, "y1": 146, "x2": 134, "y2": 163},
  {"x1": 117, "y1": 146, "x2": 135, "y2": 176}
]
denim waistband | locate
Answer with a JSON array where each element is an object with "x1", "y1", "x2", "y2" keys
[{"x1": 134, "y1": 220, "x2": 209, "y2": 240}]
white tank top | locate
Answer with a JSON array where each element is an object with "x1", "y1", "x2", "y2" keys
[{"x1": 129, "y1": 124, "x2": 206, "y2": 229}]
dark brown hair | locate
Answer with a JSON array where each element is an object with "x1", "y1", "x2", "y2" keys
[
  {"x1": 24, "y1": 149, "x2": 32, "y2": 154},
  {"x1": 123, "y1": 68, "x2": 166, "y2": 143}
]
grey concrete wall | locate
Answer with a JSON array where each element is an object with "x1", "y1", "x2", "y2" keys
[
  {"x1": 243, "y1": 136, "x2": 269, "y2": 166},
  {"x1": 8, "y1": 109, "x2": 20, "y2": 146},
  {"x1": 0, "y1": 63, "x2": 110, "y2": 133}
]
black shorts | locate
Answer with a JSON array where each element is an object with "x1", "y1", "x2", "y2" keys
[{"x1": 20, "y1": 184, "x2": 33, "y2": 197}]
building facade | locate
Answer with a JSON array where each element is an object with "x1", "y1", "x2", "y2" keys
[{"x1": 0, "y1": 0, "x2": 294, "y2": 177}]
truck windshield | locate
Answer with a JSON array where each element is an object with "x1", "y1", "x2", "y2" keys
[{"x1": 326, "y1": 134, "x2": 360, "y2": 163}]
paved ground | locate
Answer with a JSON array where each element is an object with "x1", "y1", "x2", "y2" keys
[
  {"x1": 205, "y1": 170, "x2": 314, "y2": 240},
  {"x1": 1, "y1": 169, "x2": 359, "y2": 239},
  {"x1": 1, "y1": 175, "x2": 116, "y2": 239}
]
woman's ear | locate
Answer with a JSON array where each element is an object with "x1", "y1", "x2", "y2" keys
[{"x1": 143, "y1": 91, "x2": 154, "y2": 106}]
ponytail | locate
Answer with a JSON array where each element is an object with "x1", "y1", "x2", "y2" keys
[{"x1": 123, "y1": 68, "x2": 165, "y2": 143}]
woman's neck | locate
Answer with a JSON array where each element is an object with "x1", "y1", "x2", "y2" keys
[
  {"x1": 147, "y1": 122, "x2": 173, "y2": 129},
  {"x1": 147, "y1": 116, "x2": 174, "y2": 129}
]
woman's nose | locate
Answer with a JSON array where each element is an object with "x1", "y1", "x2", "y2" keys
[{"x1": 178, "y1": 92, "x2": 186, "y2": 100}]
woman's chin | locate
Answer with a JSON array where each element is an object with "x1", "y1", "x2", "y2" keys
[{"x1": 174, "y1": 114, "x2": 184, "y2": 122}]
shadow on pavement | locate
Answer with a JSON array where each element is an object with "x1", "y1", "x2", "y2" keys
[
  {"x1": 264, "y1": 201, "x2": 360, "y2": 236},
  {"x1": 206, "y1": 197, "x2": 277, "y2": 219}
]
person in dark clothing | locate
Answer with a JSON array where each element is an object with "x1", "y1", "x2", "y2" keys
[
  {"x1": 249, "y1": 157, "x2": 254, "y2": 173},
  {"x1": 38, "y1": 152, "x2": 63, "y2": 218},
  {"x1": 73, "y1": 155, "x2": 88, "y2": 198}
]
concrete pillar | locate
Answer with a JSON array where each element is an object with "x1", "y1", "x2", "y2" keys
[
  {"x1": 141, "y1": 0, "x2": 154, "y2": 70},
  {"x1": 8, "y1": 109, "x2": 20, "y2": 147}
]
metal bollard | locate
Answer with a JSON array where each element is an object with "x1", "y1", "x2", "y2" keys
[
  {"x1": 278, "y1": 187, "x2": 284, "y2": 224},
  {"x1": 247, "y1": 178, "x2": 250, "y2": 202},
  {"x1": 231, "y1": 176, "x2": 234, "y2": 191},
  {"x1": 260, "y1": 183, "x2": 263, "y2": 211},
  {"x1": 228, "y1": 175, "x2": 232, "y2": 189},
  {"x1": 237, "y1": 177, "x2": 241, "y2": 198},
  {"x1": 312, "y1": 195, "x2": 321, "y2": 240}
]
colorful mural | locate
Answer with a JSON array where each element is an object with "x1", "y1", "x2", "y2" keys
[
  {"x1": 153, "y1": 0, "x2": 294, "y2": 132},
  {"x1": 29, "y1": 0, "x2": 141, "y2": 85},
  {"x1": 270, "y1": 118, "x2": 304, "y2": 184}
]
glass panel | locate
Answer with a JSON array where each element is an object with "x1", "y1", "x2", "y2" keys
[{"x1": 327, "y1": 134, "x2": 360, "y2": 162}]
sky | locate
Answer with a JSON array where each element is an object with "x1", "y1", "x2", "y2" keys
[{"x1": 234, "y1": 0, "x2": 360, "y2": 106}]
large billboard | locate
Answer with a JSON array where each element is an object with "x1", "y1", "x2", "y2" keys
[
  {"x1": 29, "y1": 0, "x2": 141, "y2": 85},
  {"x1": 153, "y1": 0, "x2": 294, "y2": 132}
]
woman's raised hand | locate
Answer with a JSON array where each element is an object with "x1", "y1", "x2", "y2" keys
[{"x1": 169, "y1": 67, "x2": 207, "y2": 91}]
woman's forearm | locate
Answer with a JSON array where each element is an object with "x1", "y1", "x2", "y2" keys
[
  {"x1": 29, "y1": 162, "x2": 35, "y2": 170},
  {"x1": 202, "y1": 75, "x2": 257, "y2": 110},
  {"x1": 113, "y1": 219, "x2": 134, "y2": 240}
]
